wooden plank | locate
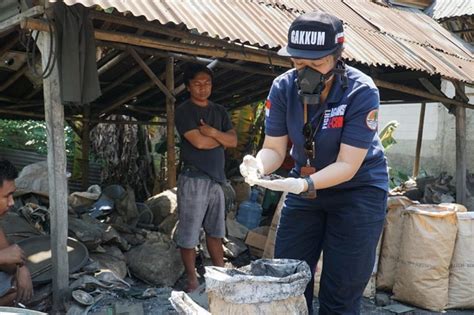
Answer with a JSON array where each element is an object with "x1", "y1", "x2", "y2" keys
[
  {"x1": 21, "y1": 18, "x2": 292, "y2": 68},
  {"x1": 0, "y1": 6, "x2": 44, "y2": 34},
  {"x1": 128, "y1": 47, "x2": 176, "y2": 102},
  {"x1": 166, "y1": 57, "x2": 176, "y2": 188},
  {"x1": 36, "y1": 29, "x2": 69, "y2": 312},
  {"x1": 412, "y1": 102, "x2": 425, "y2": 178}
]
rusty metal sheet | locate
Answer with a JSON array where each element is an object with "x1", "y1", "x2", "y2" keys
[{"x1": 52, "y1": 0, "x2": 474, "y2": 83}]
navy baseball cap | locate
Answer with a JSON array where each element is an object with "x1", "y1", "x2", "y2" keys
[{"x1": 278, "y1": 11, "x2": 344, "y2": 60}]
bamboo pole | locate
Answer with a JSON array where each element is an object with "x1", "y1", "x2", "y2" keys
[
  {"x1": 413, "y1": 102, "x2": 425, "y2": 178},
  {"x1": 166, "y1": 57, "x2": 176, "y2": 188},
  {"x1": 21, "y1": 18, "x2": 291, "y2": 68}
]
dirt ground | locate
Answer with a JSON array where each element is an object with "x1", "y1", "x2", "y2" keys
[
  {"x1": 86, "y1": 252, "x2": 474, "y2": 315},
  {"x1": 88, "y1": 291, "x2": 474, "y2": 315}
]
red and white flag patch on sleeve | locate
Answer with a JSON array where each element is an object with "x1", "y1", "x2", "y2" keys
[{"x1": 265, "y1": 99, "x2": 271, "y2": 117}]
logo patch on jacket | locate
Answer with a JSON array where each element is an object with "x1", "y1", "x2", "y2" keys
[
  {"x1": 366, "y1": 109, "x2": 378, "y2": 130},
  {"x1": 265, "y1": 99, "x2": 271, "y2": 117},
  {"x1": 322, "y1": 104, "x2": 347, "y2": 129}
]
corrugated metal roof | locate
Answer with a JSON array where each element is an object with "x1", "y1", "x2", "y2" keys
[
  {"x1": 54, "y1": 0, "x2": 474, "y2": 83},
  {"x1": 425, "y1": 0, "x2": 474, "y2": 20}
]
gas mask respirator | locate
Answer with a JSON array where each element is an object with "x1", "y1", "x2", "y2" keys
[
  {"x1": 296, "y1": 67, "x2": 330, "y2": 105},
  {"x1": 296, "y1": 60, "x2": 347, "y2": 105}
]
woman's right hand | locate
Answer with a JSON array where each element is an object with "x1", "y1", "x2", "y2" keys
[{"x1": 239, "y1": 155, "x2": 264, "y2": 181}]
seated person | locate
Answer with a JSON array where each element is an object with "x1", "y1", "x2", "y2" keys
[{"x1": 0, "y1": 158, "x2": 33, "y2": 306}]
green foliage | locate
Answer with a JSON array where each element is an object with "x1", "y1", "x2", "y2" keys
[
  {"x1": 0, "y1": 119, "x2": 75, "y2": 156},
  {"x1": 379, "y1": 120, "x2": 399, "y2": 152}
]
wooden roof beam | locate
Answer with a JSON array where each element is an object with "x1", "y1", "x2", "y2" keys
[
  {"x1": 97, "y1": 51, "x2": 129, "y2": 76},
  {"x1": 128, "y1": 47, "x2": 175, "y2": 102},
  {"x1": 102, "y1": 55, "x2": 157, "y2": 94},
  {"x1": 88, "y1": 9, "x2": 265, "y2": 53},
  {"x1": 21, "y1": 18, "x2": 291, "y2": 68},
  {"x1": 418, "y1": 78, "x2": 455, "y2": 113},
  {"x1": 373, "y1": 79, "x2": 473, "y2": 109},
  {"x1": 0, "y1": 6, "x2": 43, "y2": 34},
  {"x1": 214, "y1": 78, "x2": 272, "y2": 103},
  {"x1": 0, "y1": 37, "x2": 19, "y2": 60},
  {"x1": 0, "y1": 64, "x2": 28, "y2": 92},
  {"x1": 99, "y1": 80, "x2": 156, "y2": 117},
  {"x1": 99, "y1": 41, "x2": 281, "y2": 77}
]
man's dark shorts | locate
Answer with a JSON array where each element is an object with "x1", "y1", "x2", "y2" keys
[{"x1": 175, "y1": 171, "x2": 226, "y2": 249}]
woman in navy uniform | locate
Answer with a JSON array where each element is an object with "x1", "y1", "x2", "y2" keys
[{"x1": 240, "y1": 11, "x2": 388, "y2": 315}]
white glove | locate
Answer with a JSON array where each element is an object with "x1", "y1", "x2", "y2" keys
[
  {"x1": 239, "y1": 155, "x2": 264, "y2": 180},
  {"x1": 250, "y1": 177, "x2": 307, "y2": 194}
]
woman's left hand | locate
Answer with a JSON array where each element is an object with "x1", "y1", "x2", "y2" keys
[{"x1": 251, "y1": 177, "x2": 306, "y2": 194}]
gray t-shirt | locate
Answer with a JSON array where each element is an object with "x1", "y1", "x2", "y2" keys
[{"x1": 175, "y1": 100, "x2": 233, "y2": 182}]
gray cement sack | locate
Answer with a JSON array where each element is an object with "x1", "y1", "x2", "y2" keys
[
  {"x1": 392, "y1": 206, "x2": 458, "y2": 311},
  {"x1": 205, "y1": 259, "x2": 311, "y2": 315},
  {"x1": 447, "y1": 212, "x2": 474, "y2": 309},
  {"x1": 376, "y1": 196, "x2": 417, "y2": 291}
]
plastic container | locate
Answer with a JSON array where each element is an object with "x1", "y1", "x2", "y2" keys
[{"x1": 236, "y1": 188, "x2": 263, "y2": 229}]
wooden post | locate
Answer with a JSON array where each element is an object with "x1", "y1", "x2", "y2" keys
[
  {"x1": 37, "y1": 30, "x2": 69, "y2": 314},
  {"x1": 455, "y1": 85, "x2": 467, "y2": 205},
  {"x1": 166, "y1": 57, "x2": 176, "y2": 188},
  {"x1": 81, "y1": 105, "x2": 90, "y2": 189},
  {"x1": 413, "y1": 102, "x2": 426, "y2": 178}
]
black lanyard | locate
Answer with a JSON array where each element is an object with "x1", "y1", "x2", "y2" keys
[{"x1": 302, "y1": 101, "x2": 328, "y2": 162}]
